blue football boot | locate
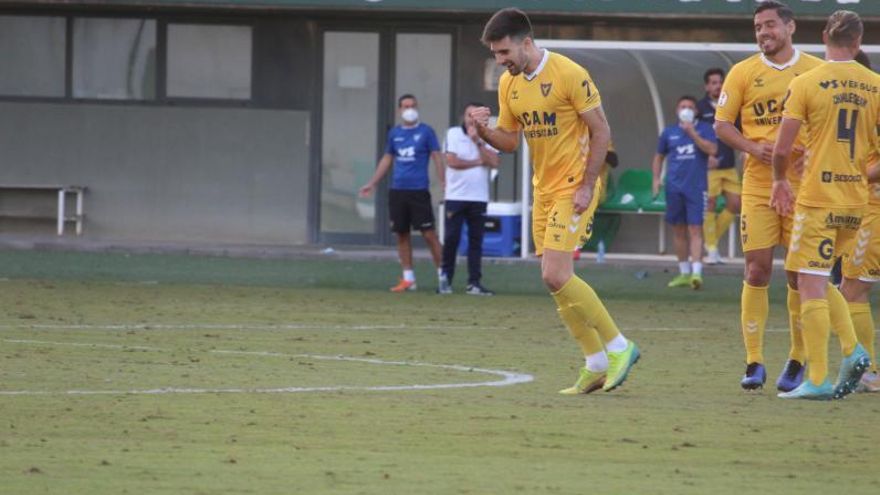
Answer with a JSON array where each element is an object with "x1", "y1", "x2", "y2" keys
[
  {"x1": 833, "y1": 344, "x2": 871, "y2": 399},
  {"x1": 775, "y1": 359, "x2": 805, "y2": 393},
  {"x1": 741, "y1": 362, "x2": 766, "y2": 390},
  {"x1": 778, "y1": 379, "x2": 834, "y2": 400}
]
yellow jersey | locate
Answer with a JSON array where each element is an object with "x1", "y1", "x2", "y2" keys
[
  {"x1": 716, "y1": 50, "x2": 823, "y2": 195},
  {"x1": 496, "y1": 50, "x2": 602, "y2": 197},
  {"x1": 783, "y1": 61, "x2": 880, "y2": 208}
]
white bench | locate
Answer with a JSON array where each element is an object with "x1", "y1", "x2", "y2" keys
[{"x1": 0, "y1": 184, "x2": 86, "y2": 235}]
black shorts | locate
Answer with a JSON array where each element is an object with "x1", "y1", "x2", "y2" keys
[{"x1": 389, "y1": 189, "x2": 435, "y2": 234}]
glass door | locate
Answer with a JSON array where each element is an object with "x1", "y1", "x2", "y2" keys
[{"x1": 319, "y1": 30, "x2": 452, "y2": 244}]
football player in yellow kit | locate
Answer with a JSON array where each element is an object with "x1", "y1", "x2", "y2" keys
[
  {"x1": 714, "y1": 0, "x2": 823, "y2": 391},
  {"x1": 470, "y1": 8, "x2": 639, "y2": 394},
  {"x1": 838, "y1": 51, "x2": 880, "y2": 393},
  {"x1": 771, "y1": 10, "x2": 877, "y2": 399}
]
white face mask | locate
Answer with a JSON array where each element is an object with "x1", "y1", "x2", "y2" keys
[
  {"x1": 401, "y1": 108, "x2": 419, "y2": 124},
  {"x1": 678, "y1": 107, "x2": 695, "y2": 124}
]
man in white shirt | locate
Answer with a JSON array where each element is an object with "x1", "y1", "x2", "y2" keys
[{"x1": 439, "y1": 103, "x2": 500, "y2": 295}]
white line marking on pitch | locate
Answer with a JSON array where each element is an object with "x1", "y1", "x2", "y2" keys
[
  {"x1": 0, "y1": 323, "x2": 496, "y2": 331},
  {"x1": 0, "y1": 339, "x2": 533, "y2": 396}
]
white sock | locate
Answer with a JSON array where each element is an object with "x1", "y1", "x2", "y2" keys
[
  {"x1": 403, "y1": 269, "x2": 416, "y2": 282},
  {"x1": 437, "y1": 268, "x2": 445, "y2": 280},
  {"x1": 585, "y1": 350, "x2": 609, "y2": 372},
  {"x1": 692, "y1": 262, "x2": 703, "y2": 276},
  {"x1": 679, "y1": 262, "x2": 691, "y2": 275},
  {"x1": 605, "y1": 334, "x2": 628, "y2": 353}
]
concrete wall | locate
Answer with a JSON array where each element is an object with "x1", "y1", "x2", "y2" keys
[{"x1": 0, "y1": 102, "x2": 310, "y2": 244}]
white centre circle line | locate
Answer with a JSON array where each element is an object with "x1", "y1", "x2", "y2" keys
[{"x1": 0, "y1": 338, "x2": 534, "y2": 396}]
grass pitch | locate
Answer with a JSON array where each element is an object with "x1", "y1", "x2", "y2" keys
[{"x1": 1, "y1": 250, "x2": 878, "y2": 494}]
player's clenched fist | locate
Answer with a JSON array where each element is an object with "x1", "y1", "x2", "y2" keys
[{"x1": 467, "y1": 107, "x2": 492, "y2": 129}]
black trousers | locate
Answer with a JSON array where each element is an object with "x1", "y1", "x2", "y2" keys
[{"x1": 442, "y1": 200, "x2": 487, "y2": 285}]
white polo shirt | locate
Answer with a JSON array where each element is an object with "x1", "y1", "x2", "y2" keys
[{"x1": 444, "y1": 126, "x2": 498, "y2": 203}]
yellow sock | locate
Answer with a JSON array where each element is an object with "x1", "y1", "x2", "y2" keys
[
  {"x1": 787, "y1": 287, "x2": 806, "y2": 363},
  {"x1": 827, "y1": 283, "x2": 857, "y2": 356},
  {"x1": 849, "y1": 302, "x2": 877, "y2": 373},
  {"x1": 557, "y1": 305, "x2": 605, "y2": 356},
  {"x1": 703, "y1": 211, "x2": 718, "y2": 251},
  {"x1": 552, "y1": 276, "x2": 621, "y2": 343},
  {"x1": 717, "y1": 209, "x2": 736, "y2": 240},
  {"x1": 801, "y1": 299, "x2": 831, "y2": 386},
  {"x1": 741, "y1": 282, "x2": 769, "y2": 364}
]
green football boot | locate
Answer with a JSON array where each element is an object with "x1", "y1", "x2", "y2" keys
[
  {"x1": 559, "y1": 367, "x2": 606, "y2": 395},
  {"x1": 667, "y1": 274, "x2": 691, "y2": 288},
  {"x1": 604, "y1": 341, "x2": 641, "y2": 392}
]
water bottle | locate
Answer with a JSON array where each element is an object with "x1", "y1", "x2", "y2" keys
[{"x1": 596, "y1": 239, "x2": 606, "y2": 264}]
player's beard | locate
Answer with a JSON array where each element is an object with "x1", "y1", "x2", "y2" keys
[
  {"x1": 505, "y1": 53, "x2": 528, "y2": 76},
  {"x1": 759, "y1": 36, "x2": 785, "y2": 57}
]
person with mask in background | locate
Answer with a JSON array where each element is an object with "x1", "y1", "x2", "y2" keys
[
  {"x1": 438, "y1": 102, "x2": 500, "y2": 295},
  {"x1": 652, "y1": 96, "x2": 718, "y2": 289},
  {"x1": 360, "y1": 94, "x2": 445, "y2": 292}
]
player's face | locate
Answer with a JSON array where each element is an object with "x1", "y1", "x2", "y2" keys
[
  {"x1": 490, "y1": 36, "x2": 530, "y2": 76},
  {"x1": 398, "y1": 97, "x2": 417, "y2": 114},
  {"x1": 754, "y1": 9, "x2": 794, "y2": 57},
  {"x1": 677, "y1": 100, "x2": 696, "y2": 114},
  {"x1": 705, "y1": 74, "x2": 723, "y2": 99}
]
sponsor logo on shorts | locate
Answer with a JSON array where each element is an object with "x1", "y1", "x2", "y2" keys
[
  {"x1": 818, "y1": 238, "x2": 834, "y2": 260},
  {"x1": 824, "y1": 213, "x2": 861, "y2": 229},
  {"x1": 553, "y1": 234, "x2": 561, "y2": 242}
]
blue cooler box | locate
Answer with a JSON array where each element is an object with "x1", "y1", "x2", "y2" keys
[{"x1": 456, "y1": 202, "x2": 522, "y2": 257}]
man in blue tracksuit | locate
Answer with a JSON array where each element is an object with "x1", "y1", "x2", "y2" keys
[{"x1": 651, "y1": 95, "x2": 718, "y2": 289}]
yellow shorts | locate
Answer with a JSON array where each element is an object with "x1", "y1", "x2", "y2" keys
[
  {"x1": 532, "y1": 182, "x2": 600, "y2": 257},
  {"x1": 708, "y1": 168, "x2": 742, "y2": 197},
  {"x1": 784, "y1": 205, "x2": 862, "y2": 276},
  {"x1": 841, "y1": 206, "x2": 880, "y2": 282},
  {"x1": 740, "y1": 192, "x2": 792, "y2": 252}
]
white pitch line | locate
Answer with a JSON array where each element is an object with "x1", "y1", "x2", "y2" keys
[
  {"x1": 0, "y1": 339, "x2": 533, "y2": 396},
  {"x1": 4, "y1": 339, "x2": 156, "y2": 351},
  {"x1": 0, "y1": 323, "x2": 495, "y2": 331}
]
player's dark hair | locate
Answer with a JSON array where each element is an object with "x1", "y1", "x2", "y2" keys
[
  {"x1": 825, "y1": 10, "x2": 863, "y2": 48},
  {"x1": 481, "y1": 8, "x2": 533, "y2": 44},
  {"x1": 703, "y1": 67, "x2": 725, "y2": 84},
  {"x1": 855, "y1": 50, "x2": 872, "y2": 70},
  {"x1": 754, "y1": 0, "x2": 794, "y2": 24},
  {"x1": 397, "y1": 94, "x2": 417, "y2": 107},
  {"x1": 678, "y1": 95, "x2": 698, "y2": 106}
]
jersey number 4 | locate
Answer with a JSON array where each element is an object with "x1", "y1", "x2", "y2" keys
[{"x1": 837, "y1": 108, "x2": 859, "y2": 161}]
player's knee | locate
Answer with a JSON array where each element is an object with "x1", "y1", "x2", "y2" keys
[
  {"x1": 745, "y1": 262, "x2": 771, "y2": 286},
  {"x1": 541, "y1": 268, "x2": 569, "y2": 292},
  {"x1": 727, "y1": 195, "x2": 742, "y2": 213}
]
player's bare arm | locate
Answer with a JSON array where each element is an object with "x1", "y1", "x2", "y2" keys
[
  {"x1": 575, "y1": 105, "x2": 611, "y2": 214},
  {"x1": 868, "y1": 161, "x2": 880, "y2": 183},
  {"x1": 431, "y1": 150, "x2": 445, "y2": 188},
  {"x1": 769, "y1": 117, "x2": 801, "y2": 216},
  {"x1": 470, "y1": 106, "x2": 519, "y2": 153},
  {"x1": 359, "y1": 153, "x2": 394, "y2": 197},
  {"x1": 650, "y1": 153, "x2": 665, "y2": 198},
  {"x1": 478, "y1": 143, "x2": 501, "y2": 168},
  {"x1": 715, "y1": 120, "x2": 773, "y2": 165}
]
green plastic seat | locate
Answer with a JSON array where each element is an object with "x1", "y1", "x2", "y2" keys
[{"x1": 600, "y1": 169, "x2": 653, "y2": 212}]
